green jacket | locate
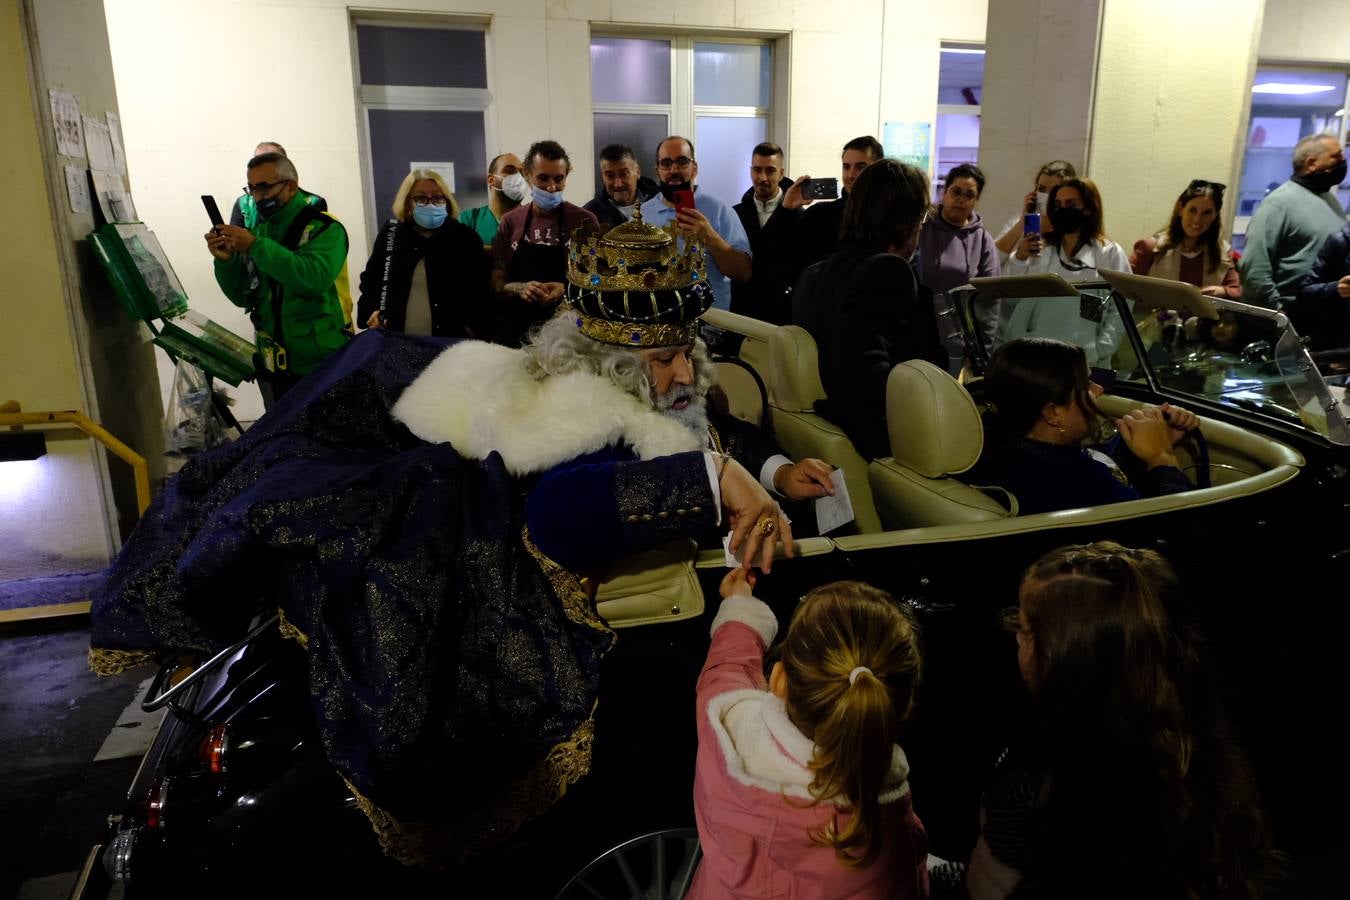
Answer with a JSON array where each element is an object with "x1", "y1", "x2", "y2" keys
[
  {"x1": 214, "y1": 192, "x2": 349, "y2": 375},
  {"x1": 1238, "y1": 179, "x2": 1346, "y2": 309}
]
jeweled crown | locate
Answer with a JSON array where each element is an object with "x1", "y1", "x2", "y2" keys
[{"x1": 563, "y1": 205, "x2": 713, "y2": 347}]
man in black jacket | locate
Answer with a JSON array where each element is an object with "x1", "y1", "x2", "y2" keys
[
  {"x1": 731, "y1": 142, "x2": 802, "y2": 324},
  {"x1": 584, "y1": 143, "x2": 660, "y2": 231},
  {"x1": 785, "y1": 135, "x2": 884, "y2": 279}
]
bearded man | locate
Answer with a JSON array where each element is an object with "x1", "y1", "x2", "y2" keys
[{"x1": 90, "y1": 212, "x2": 830, "y2": 870}]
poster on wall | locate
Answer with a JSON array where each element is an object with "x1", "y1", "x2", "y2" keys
[
  {"x1": 91, "y1": 170, "x2": 138, "y2": 223},
  {"x1": 882, "y1": 121, "x2": 933, "y2": 175},
  {"x1": 410, "y1": 161, "x2": 456, "y2": 194},
  {"x1": 106, "y1": 111, "x2": 129, "y2": 175},
  {"x1": 64, "y1": 165, "x2": 91, "y2": 214},
  {"x1": 83, "y1": 115, "x2": 117, "y2": 172},
  {"x1": 49, "y1": 89, "x2": 85, "y2": 158}
]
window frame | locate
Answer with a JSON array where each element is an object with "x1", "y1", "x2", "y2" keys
[{"x1": 351, "y1": 17, "x2": 497, "y2": 241}]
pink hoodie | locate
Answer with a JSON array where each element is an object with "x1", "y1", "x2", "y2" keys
[{"x1": 689, "y1": 594, "x2": 929, "y2": 900}]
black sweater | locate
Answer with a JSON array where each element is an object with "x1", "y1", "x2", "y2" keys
[{"x1": 356, "y1": 218, "x2": 493, "y2": 337}]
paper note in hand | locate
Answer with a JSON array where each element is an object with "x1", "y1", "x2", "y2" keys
[
  {"x1": 723, "y1": 534, "x2": 747, "y2": 568},
  {"x1": 815, "y1": 468, "x2": 855, "y2": 534}
]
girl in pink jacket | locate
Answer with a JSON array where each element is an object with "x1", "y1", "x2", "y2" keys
[{"x1": 689, "y1": 571, "x2": 930, "y2": 899}]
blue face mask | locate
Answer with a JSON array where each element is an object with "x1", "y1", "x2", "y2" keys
[
  {"x1": 412, "y1": 204, "x2": 448, "y2": 229},
  {"x1": 532, "y1": 187, "x2": 564, "y2": 211}
]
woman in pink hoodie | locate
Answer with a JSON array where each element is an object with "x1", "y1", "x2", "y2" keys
[{"x1": 689, "y1": 571, "x2": 930, "y2": 899}]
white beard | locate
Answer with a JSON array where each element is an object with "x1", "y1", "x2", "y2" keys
[{"x1": 654, "y1": 387, "x2": 710, "y2": 439}]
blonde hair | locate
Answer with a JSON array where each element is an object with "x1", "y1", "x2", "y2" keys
[
  {"x1": 391, "y1": 169, "x2": 460, "y2": 222},
  {"x1": 779, "y1": 581, "x2": 922, "y2": 868}
]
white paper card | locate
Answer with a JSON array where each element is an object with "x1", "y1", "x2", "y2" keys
[
  {"x1": 83, "y1": 116, "x2": 116, "y2": 172},
  {"x1": 722, "y1": 534, "x2": 746, "y2": 568},
  {"x1": 814, "y1": 468, "x2": 855, "y2": 534},
  {"x1": 106, "y1": 111, "x2": 128, "y2": 175},
  {"x1": 410, "y1": 161, "x2": 455, "y2": 194},
  {"x1": 64, "y1": 165, "x2": 91, "y2": 214},
  {"x1": 49, "y1": 89, "x2": 84, "y2": 158}
]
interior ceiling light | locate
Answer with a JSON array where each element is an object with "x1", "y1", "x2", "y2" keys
[
  {"x1": 1251, "y1": 83, "x2": 1337, "y2": 95},
  {"x1": 941, "y1": 48, "x2": 986, "y2": 55}
]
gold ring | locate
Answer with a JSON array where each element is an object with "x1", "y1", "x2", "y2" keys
[{"x1": 758, "y1": 517, "x2": 777, "y2": 536}]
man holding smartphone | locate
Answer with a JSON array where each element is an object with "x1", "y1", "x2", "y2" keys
[
  {"x1": 783, "y1": 135, "x2": 884, "y2": 276},
  {"x1": 638, "y1": 136, "x2": 752, "y2": 311}
]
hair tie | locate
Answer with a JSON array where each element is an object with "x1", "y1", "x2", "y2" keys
[{"x1": 848, "y1": 666, "x2": 872, "y2": 685}]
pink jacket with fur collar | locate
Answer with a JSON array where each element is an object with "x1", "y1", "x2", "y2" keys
[{"x1": 689, "y1": 594, "x2": 929, "y2": 899}]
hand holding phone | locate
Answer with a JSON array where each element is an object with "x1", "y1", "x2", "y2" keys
[
  {"x1": 202, "y1": 195, "x2": 225, "y2": 232},
  {"x1": 802, "y1": 177, "x2": 839, "y2": 201}
]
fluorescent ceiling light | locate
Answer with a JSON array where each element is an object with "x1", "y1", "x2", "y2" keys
[
  {"x1": 1251, "y1": 82, "x2": 1337, "y2": 95},
  {"x1": 942, "y1": 48, "x2": 985, "y2": 55}
]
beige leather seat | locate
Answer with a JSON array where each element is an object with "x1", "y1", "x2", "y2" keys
[
  {"x1": 766, "y1": 325, "x2": 882, "y2": 533},
  {"x1": 868, "y1": 360, "x2": 1016, "y2": 529},
  {"x1": 713, "y1": 358, "x2": 768, "y2": 428}
]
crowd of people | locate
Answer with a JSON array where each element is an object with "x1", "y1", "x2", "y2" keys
[{"x1": 161, "y1": 125, "x2": 1345, "y2": 895}]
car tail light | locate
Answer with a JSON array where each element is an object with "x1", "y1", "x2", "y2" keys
[
  {"x1": 145, "y1": 777, "x2": 169, "y2": 829},
  {"x1": 199, "y1": 724, "x2": 229, "y2": 776}
]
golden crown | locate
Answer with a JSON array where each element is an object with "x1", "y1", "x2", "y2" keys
[{"x1": 566, "y1": 206, "x2": 707, "y2": 293}]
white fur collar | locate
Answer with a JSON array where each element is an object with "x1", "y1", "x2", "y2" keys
[
  {"x1": 391, "y1": 340, "x2": 702, "y2": 475},
  {"x1": 706, "y1": 689, "x2": 911, "y2": 804}
]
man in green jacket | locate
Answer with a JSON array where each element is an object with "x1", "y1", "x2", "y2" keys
[
  {"x1": 1238, "y1": 133, "x2": 1347, "y2": 309},
  {"x1": 207, "y1": 152, "x2": 349, "y2": 407}
]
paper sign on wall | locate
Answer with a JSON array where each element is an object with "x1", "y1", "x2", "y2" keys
[
  {"x1": 64, "y1": 165, "x2": 91, "y2": 214},
  {"x1": 83, "y1": 116, "x2": 116, "y2": 172},
  {"x1": 49, "y1": 89, "x2": 85, "y2": 158},
  {"x1": 106, "y1": 111, "x2": 128, "y2": 175},
  {"x1": 410, "y1": 161, "x2": 455, "y2": 194},
  {"x1": 882, "y1": 121, "x2": 933, "y2": 175}
]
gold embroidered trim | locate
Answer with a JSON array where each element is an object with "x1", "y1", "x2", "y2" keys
[
  {"x1": 88, "y1": 647, "x2": 155, "y2": 676},
  {"x1": 522, "y1": 527, "x2": 616, "y2": 640},
  {"x1": 707, "y1": 423, "x2": 725, "y2": 456},
  {"x1": 343, "y1": 706, "x2": 598, "y2": 868},
  {"x1": 276, "y1": 606, "x2": 309, "y2": 649}
]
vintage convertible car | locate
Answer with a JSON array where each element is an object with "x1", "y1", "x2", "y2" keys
[{"x1": 73, "y1": 275, "x2": 1350, "y2": 898}]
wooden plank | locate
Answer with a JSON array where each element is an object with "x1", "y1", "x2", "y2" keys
[{"x1": 0, "y1": 600, "x2": 91, "y2": 625}]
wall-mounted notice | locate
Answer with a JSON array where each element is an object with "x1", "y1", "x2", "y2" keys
[
  {"x1": 49, "y1": 89, "x2": 85, "y2": 158},
  {"x1": 91, "y1": 171, "x2": 137, "y2": 223},
  {"x1": 64, "y1": 165, "x2": 91, "y2": 214},
  {"x1": 106, "y1": 111, "x2": 128, "y2": 175},
  {"x1": 83, "y1": 116, "x2": 116, "y2": 172},
  {"x1": 410, "y1": 161, "x2": 455, "y2": 194},
  {"x1": 881, "y1": 121, "x2": 933, "y2": 175}
]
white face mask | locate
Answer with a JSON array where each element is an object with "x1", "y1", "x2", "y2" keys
[{"x1": 499, "y1": 172, "x2": 530, "y2": 203}]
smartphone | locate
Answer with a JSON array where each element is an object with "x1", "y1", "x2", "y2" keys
[
  {"x1": 802, "y1": 177, "x2": 839, "y2": 201},
  {"x1": 1023, "y1": 213, "x2": 1041, "y2": 235},
  {"x1": 674, "y1": 189, "x2": 696, "y2": 215},
  {"x1": 202, "y1": 194, "x2": 225, "y2": 228}
]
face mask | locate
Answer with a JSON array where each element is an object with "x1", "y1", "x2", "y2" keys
[
  {"x1": 499, "y1": 172, "x2": 530, "y2": 202},
  {"x1": 658, "y1": 179, "x2": 692, "y2": 202},
  {"x1": 412, "y1": 204, "x2": 447, "y2": 229},
  {"x1": 1049, "y1": 205, "x2": 1087, "y2": 234},
  {"x1": 256, "y1": 194, "x2": 287, "y2": 220},
  {"x1": 1304, "y1": 160, "x2": 1348, "y2": 193},
  {"x1": 532, "y1": 187, "x2": 564, "y2": 211}
]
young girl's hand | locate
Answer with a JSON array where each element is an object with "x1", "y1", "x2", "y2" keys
[{"x1": 719, "y1": 566, "x2": 756, "y2": 599}]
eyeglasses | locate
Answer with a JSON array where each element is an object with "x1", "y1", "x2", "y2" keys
[
  {"x1": 946, "y1": 187, "x2": 979, "y2": 201},
  {"x1": 411, "y1": 195, "x2": 448, "y2": 207},
  {"x1": 1187, "y1": 179, "x2": 1226, "y2": 195},
  {"x1": 657, "y1": 156, "x2": 693, "y2": 170},
  {"x1": 244, "y1": 180, "x2": 288, "y2": 196}
]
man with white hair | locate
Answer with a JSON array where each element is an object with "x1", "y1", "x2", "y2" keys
[{"x1": 1239, "y1": 132, "x2": 1347, "y2": 309}]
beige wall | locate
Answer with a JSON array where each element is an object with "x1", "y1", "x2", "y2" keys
[
  {"x1": 1259, "y1": 0, "x2": 1350, "y2": 62},
  {"x1": 1089, "y1": 0, "x2": 1265, "y2": 249},
  {"x1": 0, "y1": 1, "x2": 114, "y2": 580},
  {"x1": 103, "y1": 0, "x2": 987, "y2": 421}
]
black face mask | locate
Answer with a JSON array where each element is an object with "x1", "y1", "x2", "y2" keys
[
  {"x1": 658, "y1": 179, "x2": 692, "y2": 202},
  {"x1": 1049, "y1": 205, "x2": 1087, "y2": 234},
  {"x1": 256, "y1": 194, "x2": 287, "y2": 220},
  {"x1": 1302, "y1": 160, "x2": 1348, "y2": 194}
]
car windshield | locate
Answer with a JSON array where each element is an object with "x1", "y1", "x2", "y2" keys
[{"x1": 960, "y1": 283, "x2": 1350, "y2": 446}]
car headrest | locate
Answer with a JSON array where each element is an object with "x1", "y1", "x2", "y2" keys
[
  {"x1": 768, "y1": 325, "x2": 826, "y2": 413},
  {"x1": 885, "y1": 360, "x2": 983, "y2": 477}
]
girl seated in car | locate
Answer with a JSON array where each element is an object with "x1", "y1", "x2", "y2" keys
[
  {"x1": 965, "y1": 542, "x2": 1276, "y2": 900},
  {"x1": 689, "y1": 573, "x2": 930, "y2": 899},
  {"x1": 971, "y1": 337, "x2": 1200, "y2": 515}
]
